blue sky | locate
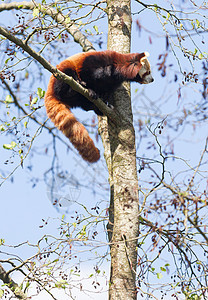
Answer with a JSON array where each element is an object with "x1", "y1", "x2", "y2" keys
[{"x1": 0, "y1": 1, "x2": 208, "y2": 299}]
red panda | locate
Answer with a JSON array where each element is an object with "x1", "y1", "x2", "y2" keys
[{"x1": 45, "y1": 50, "x2": 153, "y2": 163}]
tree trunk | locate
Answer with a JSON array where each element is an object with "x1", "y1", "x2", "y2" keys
[{"x1": 98, "y1": 1, "x2": 139, "y2": 299}]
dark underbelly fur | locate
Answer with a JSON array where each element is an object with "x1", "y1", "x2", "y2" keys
[
  {"x1": 53, "y1": 67, "x2": 123, "y2": 116},
  {"x1": 54, "y1": 79, "x2": 104, "y2": 116}
]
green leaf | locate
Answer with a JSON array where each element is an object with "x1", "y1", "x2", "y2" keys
[
  {"x1": 157, "y1": 272, "x2": 163, "y2": 279},
  {"x1": 5, "y1": 58, "x2": 10, "y2": 64},
  {"x1": 160, "y1": 266, "x2": 166, "y2": 272},
  {"x1": 37, "y1": 87, "x2": 45, "y2": 98},
  {"x1": 65, "y1": 17, "x2": 71, "y2": 24},
  {"x1": 3, "y1": 141, "x2": 17, "y2": 150},
  {"x1": 0, "y1": 125, "x2": 5, "y2": 131},
  {"x1": 85, "y1": 29, "x2": 92, "y2": 34},
  {"x1": 0, "y1": 239, "x2": 5, "y2": 245},
  {"x1": 33, "y1": 8, "x2": 39, "y2": 17},
  {"x1": 0, "y1": 289, "x2": 4, "y2": 298},
  {"x1": 25, "y1": 70, "x2": 29, "y2": 79},
  {"x1": 5, "y1": 95, "x2": 13, "y2": 103},
  {"x1": 24, "y1": 121, "x2": 28, "y2": 128},
  {"x1": 55, "y1": 280, "x2": 67, "y2": 289},
  {"x1": 3, "y1": 144, "x2": 12, "y2": 150},
  {"x1": 198, "y1": 53, "x2": 203, "y2": 59},
  {"x1": 25, "y1": 282, "x2": 30, "y2": 290},
  {"x1": 93, "y1": 25, "x2": 99, "y2": 34},
  {"x1": 31, "y1": 97, "x2": 38, "y2": 106},
  {"x1": 11, "y1": 141, "x2": 16, "y2": 148},
  {"x1": 196, "y1": 19, "x2": 200, "y2": 28},
  {"x1": 188, "y1": 294, "x2": 200, "y2": 300}
]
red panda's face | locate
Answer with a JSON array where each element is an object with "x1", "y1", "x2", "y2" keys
[{"x1": 136, "y1": 53, "x2": 154, "y2": 84}]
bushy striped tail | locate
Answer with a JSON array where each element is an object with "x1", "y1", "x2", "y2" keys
[{"x1": 44, "y1": 76, "x2": 100, "y2": 163}]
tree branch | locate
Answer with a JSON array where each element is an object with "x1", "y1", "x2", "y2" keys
[
  {"x1": 1, "y1": 77, "x2": 47, "y2": 126},
  {"x1": 0, "y1": 25, "x2": 119, "y2": 123},
  {"x1": 0, "y1": 1, "x2": 95, "y2": 52},
  {"x1": 0, "y1": 263, "x2": 27, "y2": 299}
]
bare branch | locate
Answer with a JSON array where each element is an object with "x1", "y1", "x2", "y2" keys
[
  {"x1": 0, "y1": 263, "x2": 27, "y2": 299},
  {"x1": 0, "y1": 1, "x2": 95, "y2": 52},
  {"x1": 0, "y1": 25, "x2": 119, "y2": 122}
]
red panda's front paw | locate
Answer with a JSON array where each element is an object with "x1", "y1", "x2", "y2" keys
[
  {"x1": 88, "y1": 89, "x2": 98, "y2": 100},
  {"x1": 79, "y1": 80, "x2": 87, "y2": 87},
  {"x1": 107, "y1": 103, "x2": 114, "y2": 110}
]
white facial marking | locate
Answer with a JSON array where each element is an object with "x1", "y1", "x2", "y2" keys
[
  {"x1": 142, "y1": 74, "x2": 154, "y2": 84},
  {"x1": 138, "y1": 56, "x2": 154, "y2": 84}
]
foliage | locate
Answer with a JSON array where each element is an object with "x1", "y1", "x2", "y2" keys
[{"x1": 0, "y1": 0, "x2": 207, "y2": 299}]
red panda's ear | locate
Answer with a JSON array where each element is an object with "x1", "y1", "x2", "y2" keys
[
  {"x1": 121, "y1": 52, "x2": 150, "y2": 79},
  {"x1": 138, "y1": 52, "x2": 149, "y2": 59},
  {"x1": 140, "y1": 52, "x2": 150, "y2": 66},
  {"x1": 126, "y1": 53, "x2": 148, "y2": 79},
  {"x1": 136, "y1": 52, "x2": 149, "y2": 65}
]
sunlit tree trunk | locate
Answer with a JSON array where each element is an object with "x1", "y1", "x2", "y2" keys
[{"x1": 98, "y1": 0, "x2": 139, "y2": 299}]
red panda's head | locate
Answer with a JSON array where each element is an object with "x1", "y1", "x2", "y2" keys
[{"x1": 135, "y1": 52, "x2": 154, "y2": 84}]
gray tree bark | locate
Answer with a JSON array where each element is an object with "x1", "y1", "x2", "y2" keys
[{"x1": 98, "y1": 1, "x2": 139, "y2": 299}]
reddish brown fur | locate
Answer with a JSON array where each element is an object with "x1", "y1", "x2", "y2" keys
[
  {"x1": 45, "y1": 73, "x2": 100, "y2": 163},
  {"x1": 45, "y1": 50, "x2": 152, "y2": 163}
]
